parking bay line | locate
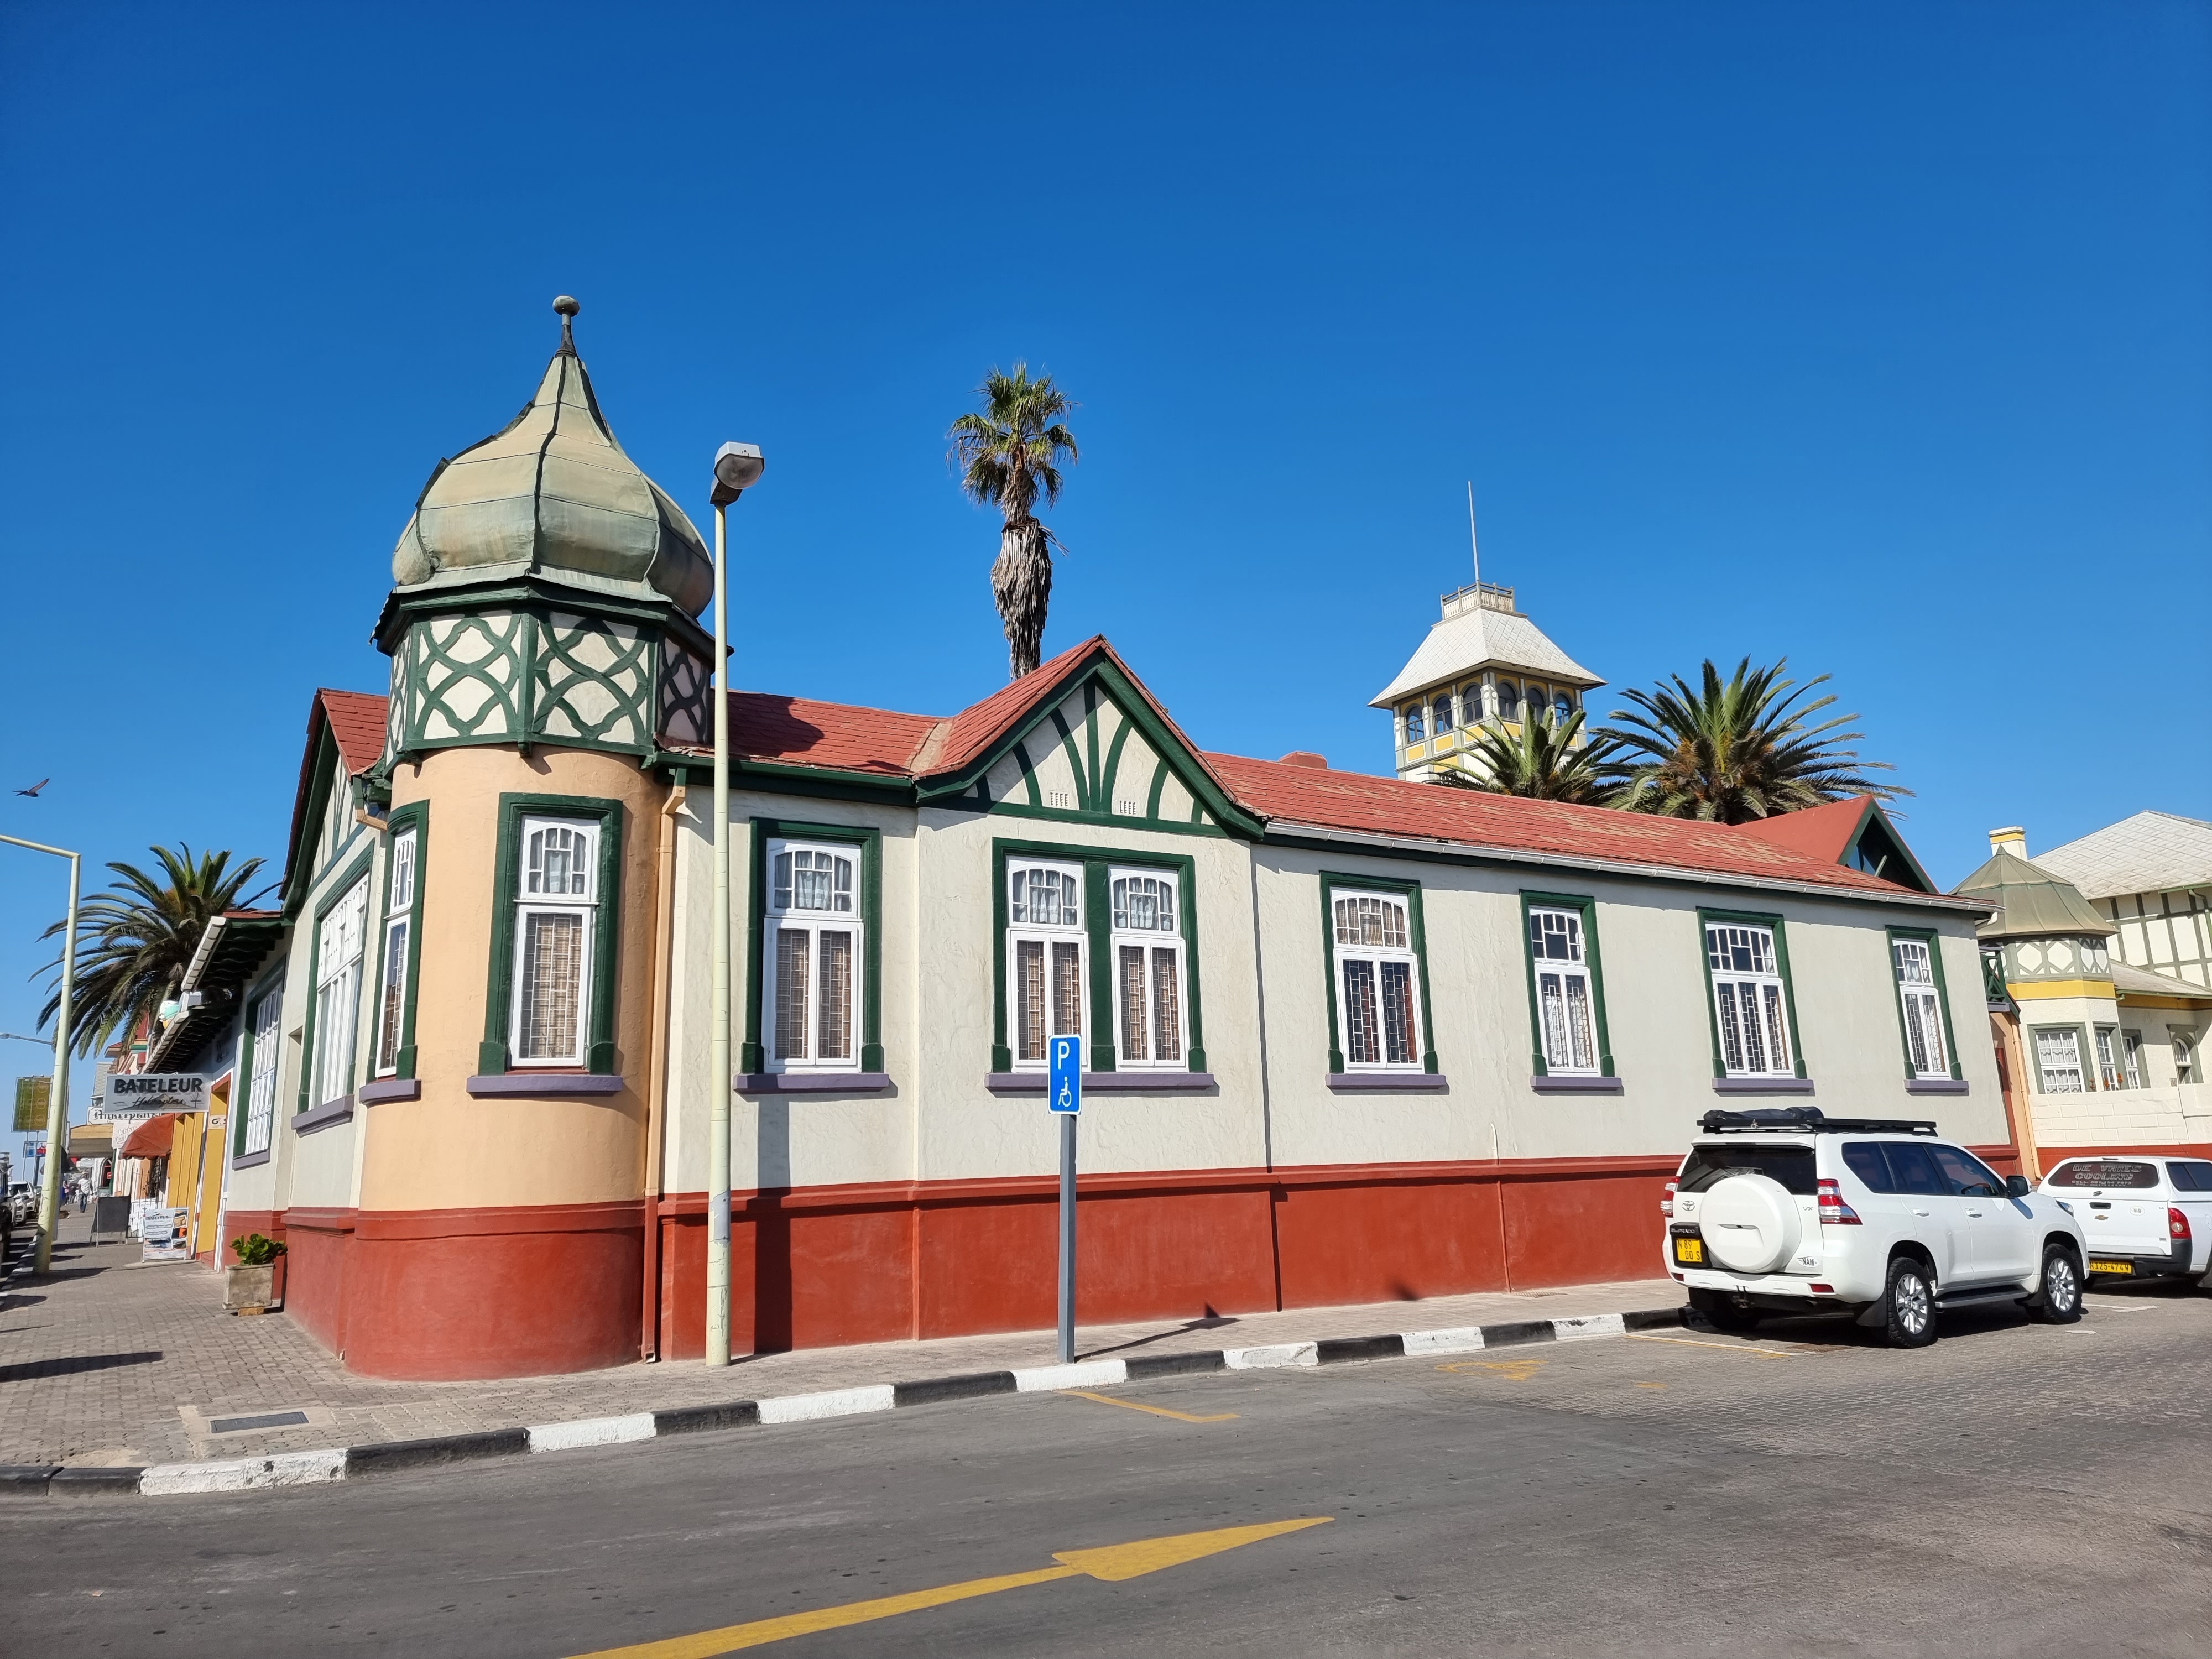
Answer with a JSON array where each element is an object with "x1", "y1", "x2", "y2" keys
[
  {"x1": 1625, "y1": 1333, "x2": 1803, "y2": 1360},
  {"x1": 1062, "y1": 1389, "x2": 1239, "y2": 1423},
  {"x1": 566, "y1": 1517, "x2": 1328, "y2": 1657}
]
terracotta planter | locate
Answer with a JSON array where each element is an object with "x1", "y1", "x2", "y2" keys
[{"x1": 225, "y1": 1263, "x2": 275, "y2": 1313}]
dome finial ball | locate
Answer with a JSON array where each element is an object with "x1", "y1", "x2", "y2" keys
[{"x1": 552, "y1": 295, "x2": 580, "y2": 317}]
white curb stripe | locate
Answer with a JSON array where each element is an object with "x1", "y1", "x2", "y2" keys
[
  {"x1": 140, "y1": 1448, "x2": 348, "y2": 1495},
  {"x1": 757, "y1": 1384, "x2": 896, "y2": 1425},
  {"x1": 1551, "y1": 1313, "x2": 1626, "y2": 1340},
  {"x1": 1401, "y1": 1326, "x2": 1486, "y2": 1354},
  {"x1": 1012, "y1": 1360, "x2": 1129, "y2": 1392},
  {"x1": 529, "y1": 1413, "x2": 658, "y2": 1453},
  {"x1": 1224, "y1": 1342, "x2": 1318, "y2": 1370}
]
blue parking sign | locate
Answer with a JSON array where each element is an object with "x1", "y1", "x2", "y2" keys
[{"x1": 1050, "y1": 1035, "x2": 1082, "y2": 1114}]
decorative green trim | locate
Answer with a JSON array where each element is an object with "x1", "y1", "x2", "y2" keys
[
  {"x1": 1048, "y1": 708, "x2": 1089, "y2": 813},
  {"x1": 742, "y1": 818, "x2": 886, "y2": 1076},
  {"x1": 1317, "y1": 872, "x2": 1438, "y2": 1076},
  {"x1": 1101, "y1": 713, "x2": 1136, "y2": 812},
  {"x1": 1885, "y1": 925, "x2": 1965, "y2": 1083},
  {"x1": 990, "y1": 836, "x2": 1207, "y2": 1075},
  {"x1": 374, "y1": 571, "x2": 713, "y2": 661},
  {"x1": 984, "y1": 800, "x2": 1230, "y2": 838},
  {"x1": 281, "y1": 724, "x2": 349, "y2": 919},
  {"x1": 1694, "y1": 907, "x2": 1808, "y2": 1081},
  {"x1": 1144, "y1": 755, "x2": 1170, "y2": 820},
  {"x1": 1517, "y1": 891, "x2": 1617, "y2": 1079},
  {"x1": 481, "y1": 794, "x2": 625, "y2": 1075},
  {"x1": 372, "y1": 801, "x2": 430, "y2": 1081},
  {"x1": 231, "y1": 964, "x2": 286, "y2": 1159},
  {"x1": 1843, "y1": 802, "x2": 1938, "y2": 895},
  {"x1": 297, "y1": 847, "x2": 376, "y2": 1114}
]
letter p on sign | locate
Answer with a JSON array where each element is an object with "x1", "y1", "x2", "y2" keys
[{"x1": 1050, "y1": 1035, "x2": 1082, "y2": 1114}]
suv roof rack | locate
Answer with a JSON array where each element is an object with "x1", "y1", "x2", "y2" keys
[{"x1": 1698, "y1": 1106, "x2": 1937, "y2": 1136}]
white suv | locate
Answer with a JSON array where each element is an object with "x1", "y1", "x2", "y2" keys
[{"x1": 1664, "y1": 1107, "x2": 2089, "y2": 1347}]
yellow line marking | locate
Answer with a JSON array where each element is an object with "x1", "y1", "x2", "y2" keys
[
  {"x1": 1626, "y1": 1333, "x2": 1800, "y2": 1359},
  {"x1": 1635, "y1": 1381, "x2": 1668, "y2": 1390},
  {"x1": 567, "y1": 1517, "x2": 1332, "y2": 1658},
  {"x1": 1062, "y1": 1389, "x2": 1238, "y2": 1423},
  {"x1": 1436, "y1": 1359, "x2": 1546, "y2": 1380}
]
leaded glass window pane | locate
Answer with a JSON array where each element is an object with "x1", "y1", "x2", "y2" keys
[{"x1": 518, "y1": 911, "x2": 585, "y2": 1062}]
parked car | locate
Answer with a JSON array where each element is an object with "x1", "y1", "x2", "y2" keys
[
  {"x1": 1664, "y1": 1106, "x2": 2089, "y2": 1347},
  {"x1": 4, "y1": 1182, "x2": 33, "y2": 1225},
  {"x1": 2037, "y1": 1155, "x2": 2212, "y2": 1286}
]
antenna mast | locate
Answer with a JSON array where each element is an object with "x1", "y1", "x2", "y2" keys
[{"x1": 1465, "y1": 481, "x2": 1480, "y2": 588}]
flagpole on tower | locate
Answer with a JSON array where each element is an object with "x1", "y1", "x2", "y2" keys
[{"x1": 1466, "y1": 481, "x2": 1481, "y2": 589}]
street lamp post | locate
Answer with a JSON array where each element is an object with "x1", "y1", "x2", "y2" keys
[
  {"x1": 706, "y1": 440, "x2": 764, "y2": 1366},
  {"x1": 1, "y1": 832, "x2": 81, "y2": 1274}
]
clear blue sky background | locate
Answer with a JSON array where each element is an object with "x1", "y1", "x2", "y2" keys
[{"x1": 2, "y1": 3, "x2": 2206, "y2": 1122}]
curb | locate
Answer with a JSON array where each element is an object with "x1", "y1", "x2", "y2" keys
[{"x1": 2, "y1": 1305, "x2": 1686, "y2": 1499}]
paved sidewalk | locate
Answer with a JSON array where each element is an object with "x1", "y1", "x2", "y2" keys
[{"x1": 1, "y1": 1210, "x2": 1682, "y2": 1468}]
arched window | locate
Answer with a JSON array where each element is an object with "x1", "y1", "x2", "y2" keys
[
  {"x1": 1403, "y1": 705, "x2": 1426, "y2": 743},
  {"x1": 1332, "y1": 893, "x2": 1421, "y2": 1070},
  {"x1": 1553, "y1": 691, "x2": 1572, "y2": 725},
  {"x1": 1432, "y1": 693, "x2": 1455, "y2": 733},
  {"x1": 1496, "y1": 680, "x2": 1520, "y2": 721}
]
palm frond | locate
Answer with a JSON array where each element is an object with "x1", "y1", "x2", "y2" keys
[
  {"x1": 1430, "y1": 707, "x2": 1615, "y2": 804},
  {"x1": 948, "y1": 362, "x2": 1080, "y2": 677}
]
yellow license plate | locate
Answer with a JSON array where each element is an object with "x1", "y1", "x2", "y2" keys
[
  {"x1": 1674, "y1": 1237, "x2": 1704, "y2": 1265},
  {"x1": 2088, "y1": 1259, "x2": 2132, "y2": 1275}
]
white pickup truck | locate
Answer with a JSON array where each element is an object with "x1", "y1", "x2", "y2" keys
[{"x1": 2037, "y1": 1155, "x2": 2212, "y2": 1285}]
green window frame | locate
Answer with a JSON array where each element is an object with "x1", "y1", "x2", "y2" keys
[
  {"x1": 1885, "y1": 926, "x2": 1963, "y2": 1083},
  {"x1": 295, "y1": 848, "x2": 375, "y2": 1114},
  {"x1": 1318, "y1": 872, "x2": 1438, "y2": 1076},
  {"x1": 479, "y1": 793, "x2": 625, "y2": 1075},
  {"x1": 740, "y1": 818, "x2": 885, "y2": 1076},
  {"x1": 231, "y1": 965, "x2": 286, "y2": 1160},
  {"x1": 1519, "y1": 891, "x2": 1616, "y2": 1079},
  {"x1": 1695, "y1": 907, "x2": 1808, "y2": 1081},
  {"x1": 990, "y1": 837, "x2": 1206, "y2": 1074},
  {"x1": 371, "y1": 801, "x2": 429, "y2": 1082}
]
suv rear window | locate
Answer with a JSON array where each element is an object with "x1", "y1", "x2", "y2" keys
[
  {"x1": 2047, "y1": 1160, "x2": 2161, "y2": 1190},
  {"x1": 2166, "y1": 1161, "x2": 2212, "y2": 1192},
  {"x1": 1679, "y1": 1144, "x2": 1816, "y2": 1196}
]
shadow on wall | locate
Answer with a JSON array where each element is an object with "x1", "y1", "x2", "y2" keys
[{"x1": 754, "y1": 1099, "x2": 792, "y2": 1354}]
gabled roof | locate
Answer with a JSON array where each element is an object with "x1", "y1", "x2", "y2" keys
[
  {"x1": 2112, "y1": 959, "x2": 2212, "y2": 1005},
  {"x1": 1952, "y1": 849, "x2": 2114, "y2": 942},
  {"x1": 1370, "y1": 601, "x2": 1601, "y2": 707},
  {"x1": 1734, "y1": 796, "x2": 1936, "y2": 893},
  {"x1": 281, "y1": 689, "x2": 389, "y2": 912},
  {"x1": 2032, "y1": 811, "x2": 2212, "y2": 901}
]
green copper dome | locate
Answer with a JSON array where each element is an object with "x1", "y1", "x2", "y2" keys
[{"x1": 390, "y1": 299, "x2": 712, "y2": 616}]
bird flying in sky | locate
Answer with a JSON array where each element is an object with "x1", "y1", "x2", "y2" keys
[{"x1": 15, "y1": 780, "x2": 49, "y2": 796}]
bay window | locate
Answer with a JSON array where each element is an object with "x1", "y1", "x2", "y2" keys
[
  {"x1": 510, "y1": 817, "x2": 599, "y2": 1066},
  {"x1": 766, "y1": 841, "x2": 862, "y2": 1071},
  {"x1": 1112, "y1": 869, "x2": 1184, "y2": 1067},
  {"x1": 1528, "y1": 905, "x2": 1598, "y2": 1075},
  {"x1": 1705, "y1": 920, "x2": 1795, "y2": 1079},
  {"x1": 1009, "y1": 860, "x2": 1085, "y2": 1068},
  {"x1": 1333, "y1": 891, "x2": 1421, "y2": 1070}
]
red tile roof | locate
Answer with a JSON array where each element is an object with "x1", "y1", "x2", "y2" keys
[
  {"x1": 1730, "y1": 795, "x2": 1872, "y2": 867},
  {"x1": 731, "y1": 692, "x2": 940, "y2": 775},
  {"x1": 320, "y1": 689, "x2": 390, "y2": 776}
]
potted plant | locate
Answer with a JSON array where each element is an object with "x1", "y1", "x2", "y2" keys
[{"x1": 225, "y1": 1232, "x2": 285, "y2": 1314}]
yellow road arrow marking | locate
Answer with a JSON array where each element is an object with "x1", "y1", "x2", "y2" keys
[
  {"x1": 1437, "y1": 1358, "x2": 1546, "y2": 1380},
  {"x1": 1626, "y1": 1333, "x2": 1799, "y2": 1359},
  {"x1": 1063, "y1": 1389, "x2": 1238, "y2": 1423},
  {"x1": 568, "y1": 1516, "x2": 1331, "y2": 1658}
]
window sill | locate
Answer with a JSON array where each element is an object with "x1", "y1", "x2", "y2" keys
[
  {"x1": 465, "y1": 1073, "x2": 625, "y2": 1097},
  {"x1": 733, "y1": 1072, "x2": 892, "y2": 1095},
  {"x1": 292, "y1": 1095, "x2": 354, "y2": 1135},
  {"x1": 1711, "y1": 1076, "x2": 1815, "y2": 1095},
  {"x1": 985, "y1": 1071, "x2": 1215, "y2": 1094},
  {"x1": 232, "y1": 1147, "x2": 272, "y2": 1170},
  {"x1": 358, "y1": 1078, "x2": 421, "y2": 1104},
  {"x1": 1530, "y1": 1073, "x2": 1623, "y2": 1095},
  {"x1": 1326, "y1": 1072, "x2": 1450, "y2": 1093},
  {"x1": 1905, "y1": 1077, "x2": 1970, "y2": 1095}
]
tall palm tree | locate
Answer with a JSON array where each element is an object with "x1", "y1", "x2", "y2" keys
[
  {"x1": 948, "y1": 363, "x2": 1079, "y2": 678},
  {"x1": 1595, "y1": 656, "x2": 1907, "y2": 823},
  {"x1": 1432, "y1": 707, "x2": 1614, "y2": 804},
  {"x1": 36, "y1": 844, "x2": 265, "y2": 1057}
]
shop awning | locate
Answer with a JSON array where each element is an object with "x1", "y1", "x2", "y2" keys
[{"x1": 118, "y1": 1113, "x2": 182, "y2": 1160}]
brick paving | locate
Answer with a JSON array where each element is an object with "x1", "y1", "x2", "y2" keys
[{"x1": 0, "y1": 1209, "x2": 1682, "y2": 1468}]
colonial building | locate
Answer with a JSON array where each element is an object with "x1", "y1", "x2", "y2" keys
[
  {"x1": 206, "y1": 304, "x2": 2010, "y2": 1381},
  {"x1": 1369, "y1": 581, "x2": 1601, "y2": 781},
  {"x1": 2033, "y1": 811, "x2": 2212, "y2": 993}
]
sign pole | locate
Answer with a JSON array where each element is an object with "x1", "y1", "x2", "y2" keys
[{"x1": 1050, "y1": 1035, "x2": 1082, "y2": 1365}]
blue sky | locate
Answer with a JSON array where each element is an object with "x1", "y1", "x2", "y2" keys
[{"x1": 2, "y1": 3, "x2": 2206, "y2": 1119}]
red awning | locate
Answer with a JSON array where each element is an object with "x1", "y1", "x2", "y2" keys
[{"x1": 118, "y1": 1113, "x2": 181, "y2": 1160}]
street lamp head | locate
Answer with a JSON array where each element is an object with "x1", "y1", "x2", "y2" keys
[{"x1": 711, "y1": 441, "x2": 765, "y2": 507}]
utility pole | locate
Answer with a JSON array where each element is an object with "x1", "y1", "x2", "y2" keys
[{"x1": 2, "y1": 833, "x2": 81, "y2": 1274}]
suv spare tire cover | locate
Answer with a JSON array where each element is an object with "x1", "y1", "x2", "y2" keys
[{"x1": 1699, "y1": 1173, "x2": 1803, "y2": 1275}]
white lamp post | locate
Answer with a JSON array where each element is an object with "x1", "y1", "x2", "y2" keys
[
  {"x1": 706, "y1": 440, "x2": 764, "y2": 1366},
  {"x1": 1, "y1": 832, "x2": 81, "y2": 1274}
]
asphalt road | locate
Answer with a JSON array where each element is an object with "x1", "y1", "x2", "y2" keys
[{"x1": 8, "y1": 1283, "x2": 2212, "y2": 1658}]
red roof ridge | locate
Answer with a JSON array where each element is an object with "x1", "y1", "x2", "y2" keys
[{"x1": 1731, "y1": 795, "x2": 1874, "y2": 862}]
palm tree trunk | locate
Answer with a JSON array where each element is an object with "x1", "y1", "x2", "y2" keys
[{"x1": 990, "y1": 515, "x2": 1053, "y2": 678}]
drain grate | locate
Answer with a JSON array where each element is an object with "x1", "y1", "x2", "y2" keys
[{"x1": 208, "y1": 1410, "x2": 311, "y2": 1435}]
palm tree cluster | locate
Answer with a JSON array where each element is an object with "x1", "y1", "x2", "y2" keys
[
  {"x1": 949, "y1": 364, "x2": 1078, "y2": 679},
  {"x1": 1435, "y1": 656, "x2": 1906, "y2": 822},
  {"x1": 38, "y1": 844, "x2": 265, "y2": 1057}
]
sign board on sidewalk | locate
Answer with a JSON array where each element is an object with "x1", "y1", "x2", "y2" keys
[
  {"x1": 140, "y1": 1206, "x2": 191, "y2": 1263},
  {"x1": 1050, "y1": 1036, "x2": 1082, "y2": 1114},
  {"x1": 13, "y1": 1076, "x2": 49, "y2": 1132},
  {"x1": 96, "y1": 1072, "x2": 209, "y2": 1120}
]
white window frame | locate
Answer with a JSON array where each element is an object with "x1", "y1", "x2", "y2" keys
[
  {"x1": 1008, "y1": 859, "x2": 1086, "y2": 1071},
  {"x1": 310, "y1": 877, "x2": 369, "y2": 1107},
  {"x1": 2121, "y1": 1028, "x2": 2145, "y2": 1089},
  {"x1": 2034, "y1": 1026, "x2": 2085, "y2": 1093},
  {"x1": 509, "y1": 816, "x2": 600, "y2": 1068},
  {"x1": 373, "y1": 826, "x2": 418, "y2": 1077},
  {"x1": 1705, "y1": 922, "x2": 1794, "y2": 1079},
  {"x1": 1891, "y1": 937, "x2": 1949, "y2": 1081},
  {"x1": 242, "y1": 983, "x2": 283, "y2": 1157},
  {"x1": 764, "y1": 839, "x2": 863, "y2": 1074},
  {"x1": 1528, "y1": 905, "x2": 1599, "y2": 1076},
  {"x1": 1332, "y1": 890, "x2": 1423, "y2": 1072},
  {"x1": 1110, "y1": 867, "x2": 1187, "y2": 1071}
]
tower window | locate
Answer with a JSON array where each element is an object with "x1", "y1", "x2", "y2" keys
[
  {"x1": 1432, "y1": 694, "x2": 1454, "y2": 733},
  {"x1": 1496, "y1": 681, "x2": 1520, "y2": 721},
  {"x1": 1403, "y1": 705, "x2": 1426, "y2": 743}
]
